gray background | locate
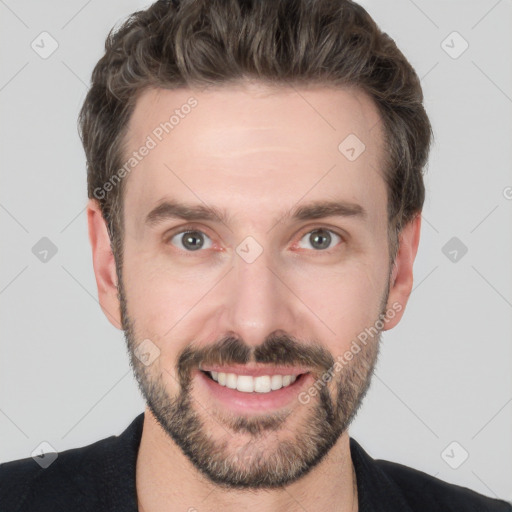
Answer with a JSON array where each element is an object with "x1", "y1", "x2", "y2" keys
[{"x1": 1, "y1": 0, "x2": 511, "y2": 503}]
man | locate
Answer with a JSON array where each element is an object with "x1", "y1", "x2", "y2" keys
[{"x1": 1, "y1": 0, "x2": 510, "y2": 510}]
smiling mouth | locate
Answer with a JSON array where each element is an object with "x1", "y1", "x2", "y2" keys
[{"x1": 200, "y1": 369, "x2": 308, "y2": 393}]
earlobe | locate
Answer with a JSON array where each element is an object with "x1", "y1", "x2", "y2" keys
[
  {"x1": 87, "y1": 198, "x2": 123, "y2": 330},
  {"x1": 383, "y1": 214, "x2": 422, "y2": 331}
]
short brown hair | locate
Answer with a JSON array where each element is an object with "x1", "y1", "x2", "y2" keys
[{"x1": 78, "y1": 0, "x2": 433, "y2": 269}]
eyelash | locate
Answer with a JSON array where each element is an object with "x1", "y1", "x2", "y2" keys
[{"x1": 164, "y1": 224, "x2": 345, "y2": 254}]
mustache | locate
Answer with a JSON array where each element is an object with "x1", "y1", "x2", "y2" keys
[{"x1": 177, "y1": 332, "x2": 335, "y2": 384}]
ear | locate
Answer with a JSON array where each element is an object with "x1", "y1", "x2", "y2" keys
[
  {"x1": 87, "y1": 198, "x2": 123, "y2": 330},
  {"x1": 383, "y1": 213, "x2": 422, "y2": 331}
]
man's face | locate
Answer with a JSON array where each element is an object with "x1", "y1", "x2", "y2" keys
[{"x1": 115, "y1": 82, "x2": 394, "y2": 488}]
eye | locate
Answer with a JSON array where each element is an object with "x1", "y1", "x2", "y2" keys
[
  {"x1": 297, "y1": 228, "x2": 343, "y2": 251},
  {"x1": 168, "y1": 230, "x2": 213, "y2": 252}
]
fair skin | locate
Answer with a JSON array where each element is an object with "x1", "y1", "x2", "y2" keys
[{"x1": 87, "y1": 81, "x2": 421, "y2": 512}]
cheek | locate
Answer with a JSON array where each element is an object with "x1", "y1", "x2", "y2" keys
[
  {"x1": 121, "y1": 251, "x2": 203, "y2": 339},
  {"x1": 288, "y1": 260, "x2": 386, "y2": 342}
]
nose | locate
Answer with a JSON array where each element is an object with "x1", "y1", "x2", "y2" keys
[{"x1": 217, "y1": 243, "x2": 299, "y2": 348}]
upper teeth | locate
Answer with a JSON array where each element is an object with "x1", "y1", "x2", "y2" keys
[{"x1": 209, "y1": 371, "x2": 298, "y2": 393}]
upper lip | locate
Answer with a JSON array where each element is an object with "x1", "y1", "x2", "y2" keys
[{"x1": 198, "y1": 364, "x2": 310, "y2": 377}]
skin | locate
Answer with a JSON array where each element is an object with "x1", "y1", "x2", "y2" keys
[{"x1": 87, "y1": 80, "x2": 421, "y2": 512}]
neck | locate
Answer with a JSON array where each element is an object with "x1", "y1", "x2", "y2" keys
[{"x1": 135, "y1": 408, "x2": 358, "y2": 512}]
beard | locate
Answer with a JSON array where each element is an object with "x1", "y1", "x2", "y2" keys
[{"x1": 118, "y1": 271, "x2": 389, "y2": 490}]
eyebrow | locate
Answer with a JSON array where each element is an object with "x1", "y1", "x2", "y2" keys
[{"x1": 144, "y1": 199, "x2": 367, "y2": 228}]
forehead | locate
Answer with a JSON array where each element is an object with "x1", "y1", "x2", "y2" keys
[{"x1": 122, "y1": 82, "x2": 387, "y2": 231}]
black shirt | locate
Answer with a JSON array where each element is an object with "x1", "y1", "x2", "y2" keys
[{"x1": 1, "y1": 412, "x2": 510, "y2": 511}]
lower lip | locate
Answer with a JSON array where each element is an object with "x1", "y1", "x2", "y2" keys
[{"x1": 196, "y1": 370, "x2": 312, "y2": 414}]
